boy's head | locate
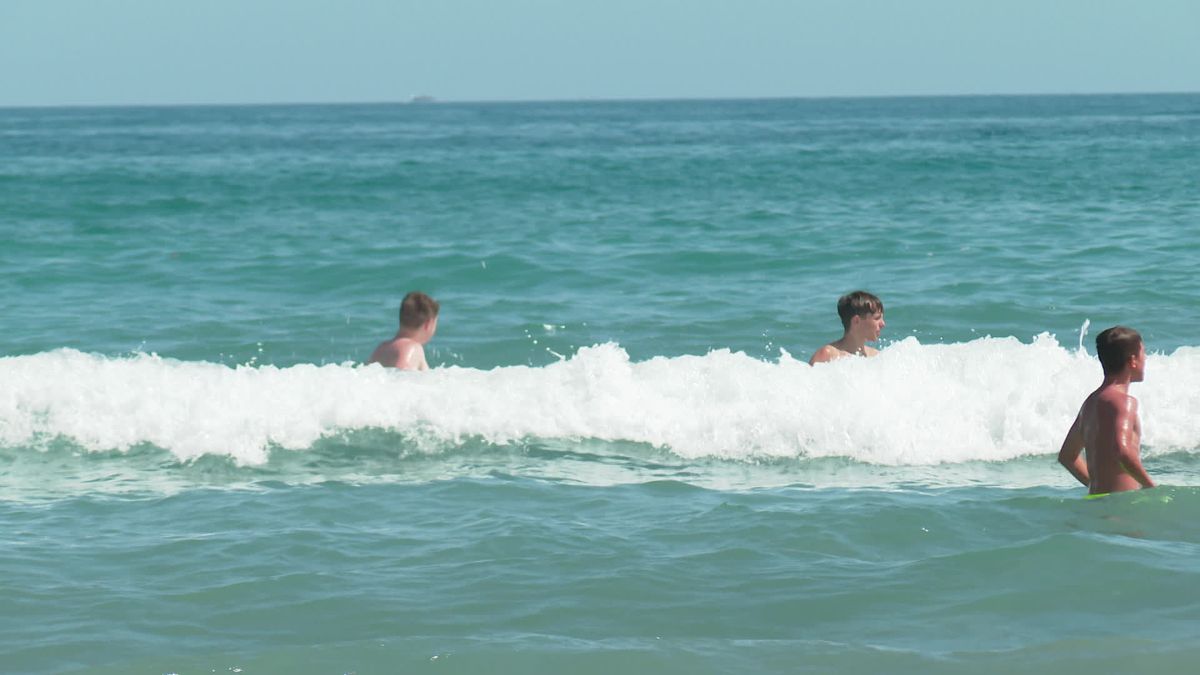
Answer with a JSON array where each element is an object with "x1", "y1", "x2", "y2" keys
[
  {"x1": 399, "y1": 291, "x2": 439, "y2": 331},
  {"x1": 1096, "y1": 325, "x2": 1144, "y2": 380},
  {"x1": 837, "y1": 291, "x2": 884, "y2": 331}
]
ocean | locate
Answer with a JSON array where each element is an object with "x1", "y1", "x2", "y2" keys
[{"x1": 2, "y1": 94, "x2": 1200, "y2": 673}]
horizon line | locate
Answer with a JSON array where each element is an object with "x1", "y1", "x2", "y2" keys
[{"x1": 2, "y1": 89, "x2": 1198, "y2": 112}]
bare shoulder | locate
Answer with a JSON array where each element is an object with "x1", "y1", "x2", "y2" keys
[
  {"x1": 394, "y1": 338, "x2": 427, "y2": 370},
  {"x1": 1096, "y1": 387, "x2": 1137, "y2": 414},
  {"x1": 368, "y1": 339, "x2": 403, "y2": 367},
  {"x1": 809, "y1": 344, "x2": 843, "y2": 365},
  {"x1": 1125, "y1": 393, "x2": 1140, "y2": 412},
  {"x1": 864, "y1": 345, "x2": 880, "y2": 357}
]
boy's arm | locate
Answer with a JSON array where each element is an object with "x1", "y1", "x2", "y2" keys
[
  {"x1": 1057, "y1": 411, "x2": 1089, "y2": 487},
  {"x1": 1115, "y1": 397, "x2": 1155, "y2": 489}
]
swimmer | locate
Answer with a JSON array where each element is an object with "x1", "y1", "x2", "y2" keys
[
  {"x1": 1057, "y1": 325, "x2": 1155, "y2": 495},
  {"x1": 809, "y1": 291, "x2": 885, "y2": 365},
  {"x1": 367, "y1": 291, "x2": 439, "y2": 370}
]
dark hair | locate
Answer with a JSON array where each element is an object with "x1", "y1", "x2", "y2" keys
[
  {"x1": 1095, "y1": 325, "x2": 1142, "y2": 375},
  {"x1": 837, "y1": 291, "x2": 883, "y2": 330},
  {"x1": 399, "y1": 291, "x2": 439, "y2": 329}
]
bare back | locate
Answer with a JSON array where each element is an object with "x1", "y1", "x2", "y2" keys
[
  {"x1": 1059, "y1": 382, "x2": 1153, "y2": 494},
  {"x1": 1078, "y1": 387, "x2": 1142, "y2": 493}
]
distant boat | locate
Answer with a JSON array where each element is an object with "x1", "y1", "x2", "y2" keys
[{"x1": 408, "y1": 95, "x2": 436, "y2": 104}]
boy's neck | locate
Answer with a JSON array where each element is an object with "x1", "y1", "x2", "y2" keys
[
  {"x1": 836, "y1": 331, "x2": 869, "y2": 354},
  {"x1": 396, "y1": 327, "x2": 428, "y2": 344},
  {"x1": 1100, "y1": 373, "x2": 1133, "y2": 389}
]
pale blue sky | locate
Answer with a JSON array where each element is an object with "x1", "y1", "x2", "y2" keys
[{"x1": 2, "y1": 0, "x2": 1197, "y2": 106}]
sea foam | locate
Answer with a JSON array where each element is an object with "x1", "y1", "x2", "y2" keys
[{"x1": 2, "y1": 336, "x2": 1198, "y2": 465}]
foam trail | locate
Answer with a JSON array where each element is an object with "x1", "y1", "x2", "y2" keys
[{"x1": 2, "y1": 336, "x2": 1199, "y2": 465}]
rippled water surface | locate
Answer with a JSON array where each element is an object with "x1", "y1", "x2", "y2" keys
[{"x1": 3, "y1": 94, "x2": 1200, "y2": 673}]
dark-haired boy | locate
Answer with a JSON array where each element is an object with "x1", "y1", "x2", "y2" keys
[
  {"x1": 1057, "y1": 325, "x2": 1155, "y2": 495},
  {"x1": 809, "y1": 291, "x2": 886, "y2": 365},
  {"x1": 368, "y1": 291, "x2": 439, "y2": 370}
]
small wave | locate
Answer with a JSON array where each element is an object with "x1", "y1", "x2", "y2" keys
[{"x1": 2, "y1": 336, "x2": 1199, "y2": 466}]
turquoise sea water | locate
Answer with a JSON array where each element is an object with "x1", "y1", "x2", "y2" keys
[{"x1": 3, "y1": 94, "x2": 1200, "y2": 673}]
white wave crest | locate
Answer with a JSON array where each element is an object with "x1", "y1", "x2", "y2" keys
[{"x1": 2, "y1": 336, "x2": 1199, "y2": 465}]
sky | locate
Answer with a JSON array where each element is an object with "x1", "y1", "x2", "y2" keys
[{"x1": 1, "y1": 0, "x2": 1198, "y2": 106}]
